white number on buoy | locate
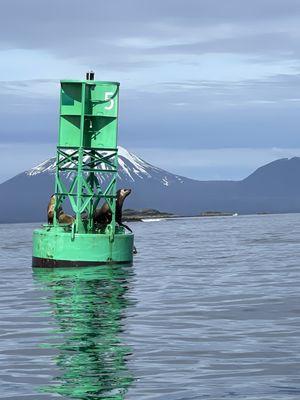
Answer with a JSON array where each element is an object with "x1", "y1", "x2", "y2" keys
[{"x1": 104, "y1": 92, "x2": 114, "y2": 110}]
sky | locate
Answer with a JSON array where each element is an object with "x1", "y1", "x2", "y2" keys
[{"x1": 1, "y1": 0, "x2": 300, "y2": 182}]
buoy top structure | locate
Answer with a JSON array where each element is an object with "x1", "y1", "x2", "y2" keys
[{"x1": 32, "y1": 73, "x2": 134, "y2": 267}]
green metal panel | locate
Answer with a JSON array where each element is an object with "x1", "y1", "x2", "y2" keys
[
  {"x1": 87, "y1": 83, "x2": 119, "y2": 117},
  {"x1": 83, "y1": 118, "x2": 118, "y2": 148},
  {"x1": 60, "y1": 82, "x2": 82, "y2": 115},
  {"x1": 59, "y1": 116, "x2": 81, "y2": 147}
]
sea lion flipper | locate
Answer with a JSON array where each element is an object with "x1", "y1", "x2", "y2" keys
[{"x1": 119, "y1": 222, "x2": 133, "y2": 233}]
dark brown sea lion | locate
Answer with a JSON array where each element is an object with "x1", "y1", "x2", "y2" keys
[
  {"x1": 58, "y1": 211, "x2": 75, "y2": 225},
  {"x1": 94, "y1": 189, "x2": 131, "y2": 230},
  {"x1": 93, "y1": 189, "x2": 137, "y2": 254}
]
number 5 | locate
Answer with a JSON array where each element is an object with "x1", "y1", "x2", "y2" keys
[{"x1": 104, "y1": 92, "x2": 114, "y2": 110}]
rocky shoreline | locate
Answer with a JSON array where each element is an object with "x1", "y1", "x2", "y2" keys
[
  {"x1": 123, "y1": 209, "x2": 240, "y2": 222},
  {"x1": 123, "y1": 208, "x2": 174, "y2": 222}
]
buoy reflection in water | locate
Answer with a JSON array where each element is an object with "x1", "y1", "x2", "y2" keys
[{"x1": 32, "y1": 264, "x2": 135, "y2": 399}]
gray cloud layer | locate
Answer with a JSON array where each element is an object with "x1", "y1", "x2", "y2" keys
[
  {"x1": 1, "y1": 0, "x2": 300, "y2": 180},
  {"x1": 1, "y1": 0, "x2": 300, "y2": 64}
]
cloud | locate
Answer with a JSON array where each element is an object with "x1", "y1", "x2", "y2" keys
[
  {"x1": 1, "y1": 73, "x2": 300, "y2": 149},
  {"x1": 0, "y1": 79, "x2": 57, "y2": 97},
  {"x1": 0, "y1": 0, "x2": 300, "y2": 69},
  {"x1": 131, "y1": 147, "x2": 300, "y2": 180},
  {"x1": 0, "y1": 0, "x2": 300, "y2": 93},
  {"x1": 1, "y1": 0, "x2": 300, "y2": 179}
]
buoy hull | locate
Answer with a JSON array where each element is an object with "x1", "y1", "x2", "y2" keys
[{"x1": 32, "y1": 227, "x2": 134, "y2": 268}]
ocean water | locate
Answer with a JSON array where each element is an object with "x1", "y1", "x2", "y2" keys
[{"x1": 0, "y1": 214, "x2": 300, "y2": 399}]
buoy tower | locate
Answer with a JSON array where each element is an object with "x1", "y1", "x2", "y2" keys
[{"x1": 32, "y1": 73, "x2": 134, "y2": 267}]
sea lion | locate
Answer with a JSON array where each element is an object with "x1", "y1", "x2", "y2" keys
[
  {"x1": 58, "y1": 211, "x2": 75, "y2": 225},
  {"x1": 47, "y1": 194, "x2": 62, "y2": 224},
  {"x1": 47, "y1": 195, "x2": 55, "y2": 224},
  {"x1": 94, "y1": 189, "x2": 137, "y2": 254},
  {"x1": 47, "y1": 194, "x2": 73, "y2": 225},
  {"x1": 94, "y1": 188, "x2": 133, "y2": 233}
]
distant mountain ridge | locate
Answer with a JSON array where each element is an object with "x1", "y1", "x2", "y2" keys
[{"x1": 1, "y1": 147, "x2": 300, "y2": 223}]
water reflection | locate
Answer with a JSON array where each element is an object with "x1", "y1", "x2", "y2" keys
[{"x1": 33, "y1": 264, "x2": 135, "y2": 399}]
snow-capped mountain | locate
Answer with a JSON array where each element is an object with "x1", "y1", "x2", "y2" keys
[
  {"x1": 0, "y1": 146, "x2": 198, "y2": 223},
  {"x1": 26, "y1": 146, "x2": 185, "y2": 187},
  {"x1": 1, "y1": 149, "x2": 300, "y2": 223}
]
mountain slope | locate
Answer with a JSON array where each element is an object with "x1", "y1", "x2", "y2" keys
[
  {"x1": 1, "y1": 149, "x2": 300, "y2": 223},
  {"x1": 241, "y1": 157, "x2": 300, "y2": 196},
  {"x1": 26, "y1": 146, "x2": 187, "y2": 188}
]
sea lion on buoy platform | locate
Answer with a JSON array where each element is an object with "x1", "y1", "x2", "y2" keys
[
  {"x1": 93, "y1": 188, "x2": 137, "y2": 254},
  {"x1": 47, "y1": 194, "x2": 62, "y2": 224},
  {"x1": 94, "y1": 188, "x2": 132, "y2": 232},
  {"x1": 57, "y1": 211, "x2": 75, "y2": 225},
  {"x1": 47, "y1": 195, "x2": 74, "y2": 225}
]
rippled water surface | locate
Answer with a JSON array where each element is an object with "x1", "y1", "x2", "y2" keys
[{"x1": 0, "y1": 214, "x2": 300, "y2": 399}]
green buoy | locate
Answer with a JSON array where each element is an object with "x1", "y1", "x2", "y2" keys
[{"x1": 32, "y1": 73, "x2": 134, "y2": 267}]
